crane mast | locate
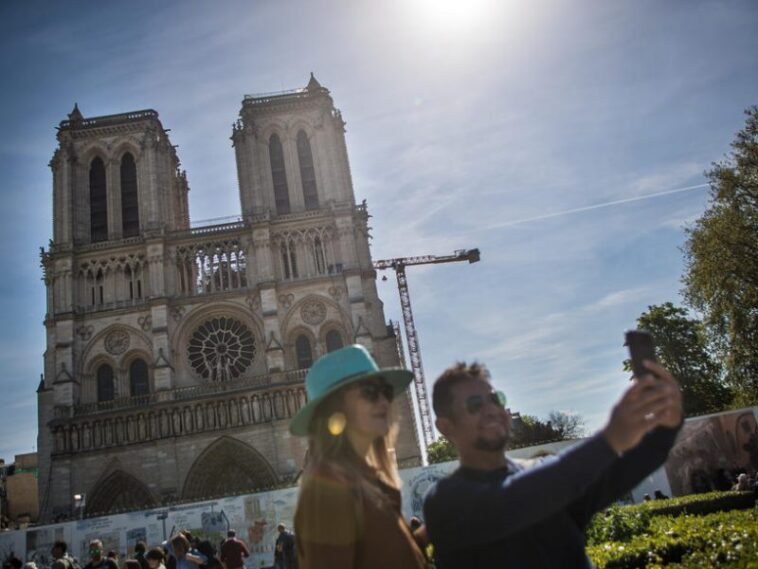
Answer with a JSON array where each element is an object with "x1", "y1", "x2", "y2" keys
[{"x1": 374, "y1": 248, "x2": 480, "y2": 451}]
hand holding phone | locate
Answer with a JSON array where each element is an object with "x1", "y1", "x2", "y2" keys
[{"x1": 625, "y1": 330, "x2": 657, "y2": 380}]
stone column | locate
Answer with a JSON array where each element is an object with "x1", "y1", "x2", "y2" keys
[
  {"x1": 53, "y1": 318, "x2": 78, "y2": 407},
  {"x1": 252, "y1": 226, "x2": 274, "y2": 283},
  {"x1": 233, "y1": 124, "x2": 255, "y2": 217},
  {"x1": 260, "y1": 286, "x2": 284, "y2": 372},
  {"x1": 146, "y1": 241, "x2": 166, "y2": 298},
  {"x1": 151, "y1": 303, "x2": 172, "y2": 390},
  {"x1": 286, "y1": 136, "x2": 304, "y2": 212},
  {"x1": 107, "y1": 158, "x2": 123, "y2": 240},
  {"x1": 335, "y1": 216, "x2": 358, "y2": 269}
]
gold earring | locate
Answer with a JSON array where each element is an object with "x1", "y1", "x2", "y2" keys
[{"x1": 328, "y1": 412, "x2": 347, "y2": 436}]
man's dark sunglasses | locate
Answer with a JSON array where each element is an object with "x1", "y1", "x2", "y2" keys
[
  {"x1": 465, "y1": 390, "x2": 507, "y2": 414},
  {"x1": 358, "y1": 380, "x2": 394, "y2": 403}
]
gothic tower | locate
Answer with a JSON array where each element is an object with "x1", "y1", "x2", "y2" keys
[{"x1": 37, "y1": 77, "x2": 421, "y2": 521}]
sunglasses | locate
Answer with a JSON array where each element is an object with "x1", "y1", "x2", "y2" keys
[
  {"x1": 464, "y1": 390, "x2": 507, "y2": 415},
  {"x1": 358, "y1": 380, "x2": 394, "y2": 403}
]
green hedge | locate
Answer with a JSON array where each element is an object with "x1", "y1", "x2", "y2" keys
[
  {"x1": 586, "y1": 505, "x2": 653, "y2": 546},
  {"x1": 633, "y1": 491, "x2": 756, "y2": 517},
  {"x1": 587, "y1": 505, "x2": 758, "y2": 568},
  {"x1": 587, "y1": 491, "x2": 756, "y2": 546}
]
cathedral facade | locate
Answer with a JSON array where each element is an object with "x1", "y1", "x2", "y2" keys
[{"x1": 37, "y1": 75, "x2": 421, "y2": 522}]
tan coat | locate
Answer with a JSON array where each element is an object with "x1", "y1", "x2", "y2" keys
[{"x1": 294, "y1": 463, "x2": 427, "y2": 569}]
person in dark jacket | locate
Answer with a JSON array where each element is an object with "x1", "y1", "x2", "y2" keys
[
  {"x1": 134, "y1": 542, "x2": 149, "y2": 569},
  {"x1": 423, "y1": 359, "x2": 683, "y2": 569}
]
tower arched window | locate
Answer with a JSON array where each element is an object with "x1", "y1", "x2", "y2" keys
[
  {"x1": 325, "y1": 330, "x2": 344, "y2": 353},
  {"x1": 121, "y1": 152, "x2": 139, "y2": 237},
  {"x1": 129, "y1": 358, "x2": 149, "y2": 397},
  {"x1": 297, "y1": 130, "x2": 319, "y2": 210},
  {"x1": 295, "y1": 335, "x2": 313, "y2": 369},
  {"x1": 313, "y1": 237, "x2": 327, "y2": 275},
  {"x1": 96, "y1": 363, "x2": 115, "y2": 402},
  {"x1": 89, "y1": 157, "x2": 108, "y2": 242},
  {"x1": 96, "y1": 269, "x2": 104, "y2": 305},
  {"x1": 269, "y1": 134, "x2": 290, "y2": 215},
  {"x1": 281, "y1": 242, "x2": 299, "y2": 280}
]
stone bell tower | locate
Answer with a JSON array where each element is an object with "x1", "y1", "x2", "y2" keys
[{"x1": 37, "y1": 77, "x2": 421, "y2": 523}]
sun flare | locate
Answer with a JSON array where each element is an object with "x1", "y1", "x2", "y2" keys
[{"x1": 412, "y1": 0, "x2": 493, "y2": 33}]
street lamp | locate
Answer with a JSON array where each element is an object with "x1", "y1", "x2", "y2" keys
[{"x1": 73, "y1": 493, "x2": 86, "y2": 520}]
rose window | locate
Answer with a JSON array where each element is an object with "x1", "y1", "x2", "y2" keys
[{"x1": 187, "y1": 317, "x2": 255, "y2": 382}]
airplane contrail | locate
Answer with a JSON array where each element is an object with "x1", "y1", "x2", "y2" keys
[{"x1": 482, "y1": 182, "x2": 710, "y2": 230}]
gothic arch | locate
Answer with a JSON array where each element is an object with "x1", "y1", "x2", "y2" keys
[
  {"x1": 320, "y1": 323, "x2": 347, "y2": 353},
  {"x1": 79, "y1": 142, "x2": 111, "y2": 167},
  {"x1": 80, "y1": 324, "x2": 153, "y2": 375},
  {"x1": 86, "y1": 469, "x2": 156, "y2": 515},
  {"x1": 286, "y1": 119, "x2": 316, "y2": 140},
  {"x1": 182, "y1": 436, "x2": 278, "y2": 500},
  {"x1": 259, "y1": 119, "x2": 289, "y2": 143},
  {"x1": 81, "y1": 353, "x2": 118, "y2": 403},
  {"x1": 121, "y1": 349, "x2": 153, "y2": 396},
  {"x1": 280, "y1": 294, "x2": 353, "y2": 340},
  {"x1": 286, "y1": 326, "x2": 318, "y2": 369},
  {"x1": 121, "y1": 348, "x2": 152, "y2": 371},
  {"x1": 111, "y1": 138, "x2": 143, "y2": 162}
]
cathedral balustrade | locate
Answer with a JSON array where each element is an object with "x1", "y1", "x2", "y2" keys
[
  {"x1": 49, "y1": 372, "x2": 308, "y2": 455},
  {"x1": 77, "y1": 298, "x2": 148, "y2": 315},
  {"x1": 186, "y1": 220, "x2": 246, "y2": 237},
  {"x1": 172, "y1": 235, "x2": 249, "y2": 297},
  {"x1": 57, "y1": 368, "x2": 308, "y2": 418},
  {"x1": 59, "y1": 109, "x2": 159, "y2": 131},
  {"x1": 61, "y1": 235, "x2": 145, "y2": 254}
]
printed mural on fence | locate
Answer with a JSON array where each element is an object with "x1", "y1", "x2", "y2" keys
[{"x1": 0, "y1": 463, "x2": 458, "y2": 569}]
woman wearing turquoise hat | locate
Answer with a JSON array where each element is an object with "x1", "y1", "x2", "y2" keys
[{"x1": 290, "y1": 344, "x2": 427, "y2": 569}]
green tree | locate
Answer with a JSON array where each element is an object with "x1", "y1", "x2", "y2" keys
[
  {"x1": 426, "y1": 437, "x2": 458, "y2": 464},
  {"x1": 683, "y1": 106, "x2": 758, "y2": 406},
  {"x1": 510, "y1": 412, "x2": 584, "y2": 447},
  {"x1": 625, "y1": 302, "x2": 731, "y2": 414},
  {"x1": 547, "y1": 410, "x2": 585, "y2": 439}
]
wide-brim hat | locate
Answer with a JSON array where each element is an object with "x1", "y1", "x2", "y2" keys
[{"x1": 289, "y1": 344, "x2": 413, "y2": 436}]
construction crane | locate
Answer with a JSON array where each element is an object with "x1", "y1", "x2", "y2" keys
[{"x1": 373, "y1": 248, "x2": 481, "y2": 451}]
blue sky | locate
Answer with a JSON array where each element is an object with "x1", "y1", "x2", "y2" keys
[{"x1": 1, "y1": 0, "x2": 757, "y2": 460}]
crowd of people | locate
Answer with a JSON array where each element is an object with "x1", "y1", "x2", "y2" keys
[{"x1": 1, "y1": 525, "x2": 297, "y2": 569}]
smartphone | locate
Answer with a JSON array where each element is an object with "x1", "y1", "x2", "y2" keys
[{"x1": 625, "y1": 330, "x2": 657, "y2": 379}]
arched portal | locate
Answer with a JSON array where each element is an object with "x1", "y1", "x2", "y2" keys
[
  {"x1": 86, "y1": 470, "x2": 155, "y2": 515},
  {"x1": 182, "y1": 436, "x2": 278, "y2": 500}
]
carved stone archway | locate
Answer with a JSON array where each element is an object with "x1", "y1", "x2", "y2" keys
[
  {"x1": 182, "y1": 436, "x2": 278, "y2": 500},
  {"x1": 86, "y1": 470, "x2": 156, "y2": 515}
]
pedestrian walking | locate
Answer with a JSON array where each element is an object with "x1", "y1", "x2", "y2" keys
[
  {"x1": 83, "y1": 540, "x2": 118, "y2": 569},
  {"x1": 273, "y1": 524, "x2": 295, "y2": 569},
  {"x1": 220, "y1": 530, "x2": 249, "y2": 569}
]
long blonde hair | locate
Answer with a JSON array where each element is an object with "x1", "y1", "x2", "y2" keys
[{"x1": 303, "y1": 384, "x2": 401, "y2": 501}]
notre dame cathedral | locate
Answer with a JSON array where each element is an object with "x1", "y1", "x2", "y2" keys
[{"x1": 37, "y1": 75, "x2": 421, "y2": 522}]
